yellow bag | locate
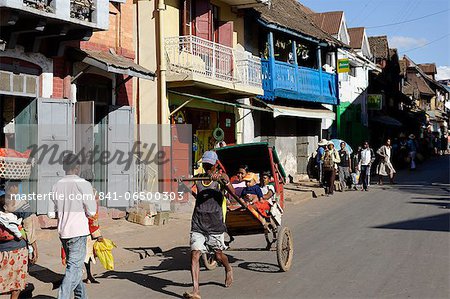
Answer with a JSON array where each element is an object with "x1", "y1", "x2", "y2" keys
[{"x1": 93, "y1": 238, "x2": 117, "y2": 270}]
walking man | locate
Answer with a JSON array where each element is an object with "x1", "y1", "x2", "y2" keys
[
  {"x1": 48, "y1": 153, "x2": 97, "y2": 299},
  {"x1": 407, "y1": 134, "x2": 418, "y2": 170},
  {"x1": 322, "y1": 141, "x2": 340, "y2": 195},
  {"x1": 338, "y1": 141, "x2": 351, "y2": 191},
  {"x1": 316, "y1": 139, "x2": 328, "y2": 186},
  {"x1": 184, "y1": 151, "x2": 233, "y2": 299},
  {"x1": 376, "y1": 139, "x2": 396, "y2": 184},
  {"x1": 358, "y1": 141, "x2": 375, "y2": 191}
]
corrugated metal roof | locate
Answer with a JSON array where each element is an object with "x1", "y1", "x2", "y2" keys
[
  {"x1": 71, "y1": 48, "x2": 155, "y2": 80},
  {"x1": 348, "y1": 27, "x2": 365, "y2": 49},
  {"x1": 368, "y1": 36, "x2": 389, "y2": 59},
  {"x1": 310, "y1": 11, "x2": 343, "y2": 36},
  {"x1": 253, "y1": 0, "x2": 342, "y2": 46}
]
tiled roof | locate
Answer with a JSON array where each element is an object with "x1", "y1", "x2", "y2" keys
[
  {"x1": 310, "y1": 11, "x2": 343, "y2": 36},
  {"x1": 347, "y1": 27, "x2": 365, "y2": 49},
  {"x1": 368, "y1": 36, "x2": 389, "y2": 59},
  {"x1": 253, "y1": 0, "x2": 342, "y2": 46},
  {"x1": 418, "y1": 63, "x2": 437, "y2": 75},
  {"x1": 406, "y1": 69, "x2": 435, "y2": 96}
]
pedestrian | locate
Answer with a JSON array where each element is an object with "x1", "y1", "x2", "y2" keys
[
  {"x1": 441, "y1": 133, "x2": 449, "y2": 154},
  {"x1": 338, "y1": 141, "x2": 352, "y2": 191},
  {"x1": 376, "y1": 139, "x2": 396, "y2": 185},
  {"x1": 48, "y1": 153, "x2": 97, "y2": 299},
  {"x1": 184, "y1": 151, "x2": 233, "y2": 299},
  {"x1": 358, "y1": 141, "x2": 375, "y2": 191},
  {"x1": 407, "y1": 134, "x2": 418, "y2": 170},
  {"x1": 322, "y1": 141, "x2": 340, "y2": 195},
  {"x1": 230, "y1": 165, "x2": 248, "y2": 198},
  {"x1": 316, "y1": 139, "x2": 328, "y2": 186}
]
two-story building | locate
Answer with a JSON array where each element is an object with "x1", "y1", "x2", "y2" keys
[
  {"x1": 309, "y1": 10, "x2": 380, "y2": 148},
  {"x1": 135, "y1": 0, "x2": 270, "y2": 194},
  {"x1": 240, "y1": 0, "x2": 342, "y2": 178},
  {"x1": 0, "y1": 0, "x2": 155, "y2": 212}
]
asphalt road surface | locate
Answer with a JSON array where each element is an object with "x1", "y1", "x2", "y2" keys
[{"x1": 35, "y1": 155, "x2": 450, "y2": 299}]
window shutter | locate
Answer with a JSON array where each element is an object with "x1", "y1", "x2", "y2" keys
[
  {"x1": 194, "y1": 0, "x2": 211, "y2": 40},
  {"x1": 218, "y1": 21, "x2": 233, "y2": 48}
]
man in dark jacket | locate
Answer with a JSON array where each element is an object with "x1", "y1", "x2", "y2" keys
[{"x1": 184, "y1": 151, "x2": 234, "y2": 299}]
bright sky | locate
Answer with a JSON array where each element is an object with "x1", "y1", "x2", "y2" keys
[{"x1": 300, "y1": 0, "x2": 450, "y2": 80}]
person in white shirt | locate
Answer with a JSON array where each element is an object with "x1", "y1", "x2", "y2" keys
[
  {"x1": 357, "y1": 141, "x2": 375, "y2": 191},
  {"x1": 48, "y1": 153, "x2": 96, "y2": 299}
]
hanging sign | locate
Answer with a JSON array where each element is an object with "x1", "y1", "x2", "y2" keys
[
  {"x1": 368, "y1": 94, "x2": 383, "y2": 110},
  {"x1": 337, "y1": 58, "x2": 350, "y2": 73}
]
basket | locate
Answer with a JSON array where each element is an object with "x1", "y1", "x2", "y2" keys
[{"x1": 0, "y1": 156, "x2": 34, "y2": 180}]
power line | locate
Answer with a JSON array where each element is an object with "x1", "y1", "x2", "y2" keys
[
  {"x1": 367, "y1": 8, "x2": 450, "y2": 28},
  {"x1": 400, "y1": 33, "x2": 450, "y2": 53}
]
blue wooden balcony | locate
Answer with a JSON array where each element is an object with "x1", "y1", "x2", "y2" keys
[{"x1": 260, "y1": 58, "x2": 338, "y2": 105}]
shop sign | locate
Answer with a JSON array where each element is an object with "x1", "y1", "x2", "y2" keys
[
  {"x1": 368, "y1": 94, "x2": 383, "y2": 110},
  {"x1": 337, "y1": 58, "x2": 350, "y2": 73}
]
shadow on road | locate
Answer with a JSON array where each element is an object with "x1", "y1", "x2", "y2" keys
[
  {"x1": 28, "y1": 264, "x2": 64, "y2": 290},
  {"x1": 99, "y1": 246, "x2": 238, "y2": 298},
  {"x1": 373, "y1": 213, "x2": 450, "y2": 232},
  {"x1": 408, "y1": 201, "x2": 450, "y2": 208},
  {"x1": 238, "y1": 261, "x2": 281, "y2": 273}
]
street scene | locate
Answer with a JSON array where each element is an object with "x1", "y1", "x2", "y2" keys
[{"x1": 0, "y1": 0, "x2": 449, "y2": 298}]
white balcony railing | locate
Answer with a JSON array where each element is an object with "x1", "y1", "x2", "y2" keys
[{"x1": 165, "y1": 35, "x2": 262, "y2": 88}]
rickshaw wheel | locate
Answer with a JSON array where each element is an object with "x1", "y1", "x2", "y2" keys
[
  {"x1": 202, "y1": 253, "x2": 218, "y2": 270},
  {"x1": 276, "y1": 227, "x2": 293, "y2": 272}
]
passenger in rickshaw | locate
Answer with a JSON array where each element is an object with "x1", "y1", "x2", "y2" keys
[
  {"x1": 230, "y1": 165, "x2": 248, "y2": 198},
  {"x1": 241, "y1": 173, "x2": 271, "y2": 218},
  {"x1": 185, "y1": 151, "x2": 233, "y2": 299},
  {"x1": 260, "y1": 171, "x2": 275, "y2": 202}
]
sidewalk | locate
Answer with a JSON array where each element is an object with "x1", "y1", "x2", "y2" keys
[{"x1": 29, "y1": 211, "x2": 193, "y2": 295}]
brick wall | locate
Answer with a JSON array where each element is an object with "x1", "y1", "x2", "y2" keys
[{"x1": 80, "y1": 0, "x2": 135, "y2": 106}]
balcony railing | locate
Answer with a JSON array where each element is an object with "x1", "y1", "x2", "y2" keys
[
  {"x1": 165, "y1": 35, "x2": 262, "y2": 89},
  {"x1": 0, "y1": 0, "x2": 107, "y2": 30},
  {"x1": 261, "y1": 58, "x2": 338, "y2": 105}
]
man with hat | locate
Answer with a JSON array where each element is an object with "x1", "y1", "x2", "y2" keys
[
  {"x1": 316, "y1": 139, "x2": 328, "y2": 185},
  {"x1": 185, "y1": 151, "x2": 234, "y2": 299}
]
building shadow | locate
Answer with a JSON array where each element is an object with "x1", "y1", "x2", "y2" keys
[{"x1": 372, "y1": 213, "x2": 450, "y2": 232}]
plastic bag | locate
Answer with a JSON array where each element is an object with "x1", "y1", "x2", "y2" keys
[{"x1": 93, "y1": 238, "x2": 117, "y2": 270}]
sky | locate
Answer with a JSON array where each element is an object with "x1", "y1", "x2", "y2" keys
[{"x1": 300, "y1": 0, "x2": 450, "y2": 80}]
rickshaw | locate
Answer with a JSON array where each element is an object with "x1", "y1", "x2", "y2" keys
[{"x1": 178, "y1": 142, "x2": 294, "y2": 272}]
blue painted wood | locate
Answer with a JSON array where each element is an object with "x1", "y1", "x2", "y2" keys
[{"x1": 260, "y1": 59, "x2": 338, "y2": 105}]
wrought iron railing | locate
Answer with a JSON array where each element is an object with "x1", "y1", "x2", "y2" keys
[
  {"x1": 23, "y1": 0, "x2": 54, "y2": 12},
  {"x1": 70, "y1": 0, "x2": 95, "y2": 22},
  {"x1": 165, "y1": 35, "x2": 262, "y2": 88}
]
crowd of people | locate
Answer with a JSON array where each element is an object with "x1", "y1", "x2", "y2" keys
[{"x1": 313, "y1": 131, "x2": 449, "y2": 196}]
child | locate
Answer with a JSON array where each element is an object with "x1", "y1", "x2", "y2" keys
[
  {"x1": 0, "y1": 192, "x2": 24, "y2": 241},
  {"x1": 241, "y1": 173, "x2": 271, "y2": 217}
]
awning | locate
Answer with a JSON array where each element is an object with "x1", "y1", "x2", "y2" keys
[
  {"x1": 69, "y1": 48, "x2": 155, "y2": 80},
  {"x1": 168, "y1": 91, "x2": 273, "y2": 114},
  {"x1": 371, "y1": 115, "x2": 403, "y2": 127},
  {"x1": 268, "y1": 104, "x2": 335, "y2": 120}
]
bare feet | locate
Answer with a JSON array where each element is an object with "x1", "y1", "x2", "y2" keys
[
  {"x1": 183, "y1": 292, "x2": 201, "y2": 299},
  {"x1": 225, "y1": 269, "x2": 233, "y2": 288}
]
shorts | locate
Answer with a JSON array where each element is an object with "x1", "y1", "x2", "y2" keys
[{"x1": 190, "y1": 231, "x2": 226, "y2": 253}]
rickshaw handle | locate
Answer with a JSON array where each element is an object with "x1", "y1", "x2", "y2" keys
[{"x1": 175, "y1": 177, "x2": 269, "y2": 228}]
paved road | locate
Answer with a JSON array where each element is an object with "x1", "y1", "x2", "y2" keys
[{"x1": 33, "y1": 155, "x2": 450, "y2": 299}]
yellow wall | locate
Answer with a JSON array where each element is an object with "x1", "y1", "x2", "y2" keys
[{"x1": 164, "y1": 0, "x2": 246, "y2": 49}]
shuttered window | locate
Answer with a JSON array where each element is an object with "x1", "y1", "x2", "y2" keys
[{"x1": 0, "y1": 70, "x2": 39, "y2": 97}]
